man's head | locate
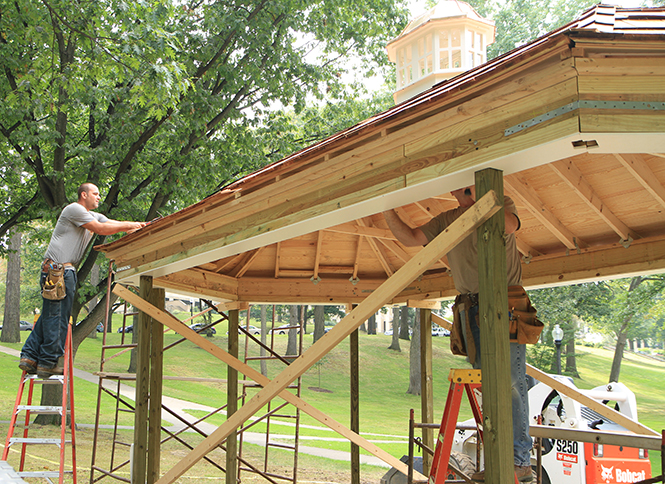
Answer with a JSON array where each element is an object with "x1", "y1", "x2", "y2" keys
[
  {"x1": 451, "y1": 186, "x2": 475, "y2": 207},
  {"x1": 77, "y1": 183, "x2": 101, "y2": 210}
]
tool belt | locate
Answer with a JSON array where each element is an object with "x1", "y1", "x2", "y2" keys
[
  {"x1": 41, "y1": 259, "x2": 72, "y2": 301},
  {"x1": 451, "y1": 286, "x2": 543, "y2": 360}
]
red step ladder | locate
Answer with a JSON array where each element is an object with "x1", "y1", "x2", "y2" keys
[
  {"x1": 428, "y1": 369, "x2": 521, "y2": 484},
  {"x1": 2, "y1": 321, "x2": 77, "y2": 484}
]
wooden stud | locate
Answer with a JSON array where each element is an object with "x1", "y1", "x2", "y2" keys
[
  {"x1": 614, "y1": 154, "x2": 665, "y2": 211},
  {"x1": 226, "y1": 309, "x2": 239, "y2": 484},
  {"x1": 476, "y1": 169, "x2": 514, "y2": 484},
  {"x1": 550, "y1": 159, "x2": 639, "y2": 241},
  {"x1": 148, "y1": 287, "x2": 165, "y2": 483},
  {"x1": 153, "y1": 190, "x2": 502, "y2": 484},
  {"x1": 419, "y1": 308, "x2": 434, "y2": 476},
  {"x1": 274, "y1": 241, "x2": 281, "y2": 278},
  {"x1": 133, "y1": 276, "x2": 152, "y2": 484},
  {"x1": 113, "y1": 285, "x2": 427, "y2": 481},
  {"x1": 505, "y1": 174, "x2": 588, "y2": 250},
  {"x1": 352, "y1": 235, "x2": 364, "y2": 281},
  {"x1": 313, "y1": 231, "x2": 323, "y2": 280}
]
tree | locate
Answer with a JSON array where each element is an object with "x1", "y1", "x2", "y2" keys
[
  {"x1": 1, "y1": 228, "x2": 22, "y2": 343},
  {"x1": 399, "y1": 306, "x2": 410, "y2": 341},
  {"x1": 367, "y1": 312, "x2": 377, "y2": 335},
  {"x1": 286, "y1": 305, "x2": 299, "y2": 356},
  {"x1": 260, "y1": 305, "x2": 268, "y2": 376},
  {"x1": 388, "y1": 306, "x2": 400, "y2": 352},
  {"x1": 407, "y1": 309, "x2": 421, "y2": 395},
  {"x1": 313, "y1": 305, "x2": 325, "y2": 343}
]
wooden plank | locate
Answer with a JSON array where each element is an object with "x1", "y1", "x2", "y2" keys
[
  {"x1": 113, "y1": 285, "x2": 427, "y2": 482},
  {"x1": 419, "y1": 308, "x2": 434, "y2": 476},
  {"x1": 357, "y1": 218, "x2": 394, "y2": 277},
  {"x1": 274, "y1": 241, "x2": 281, "y2": 278},
  {"x1": 325, "y1": 223, "x2": 397, "y2": 240},
  {"x1": 550, "y1": 159, "x2": 639, "y2": 241},
  {"x1": 153, "y1": 191, "x2": 502, "y2": 484},
  {"x1": 574, "y1": 56, "x2": 665, "y2": 76},
  {"x1": 580, "y1": 112, "x2": 665, "y2": 132},
  {"x1": 226, "y1": 309, "x2": 239, "y2": 484},
  {"x1": 352, "y1": 235, "x2": 364, "y2": 281},
  {"x1": 475, "y1": 169, "x2": 514, "y2": 484},
  {"x1": 407, "y1": 299, "x2": 441, "y2": 309},
  {"x1": 614, "y1": 154, "x2": 665, "y2": 210},
  {"x1": 155, "y1": 269, "x2": 238, "y2": 301},
  {"x1": 133, "y1": 276, "x2": 152, "y2": 484},
  {"x1": 578, "y1": 75, "x2": 665, "y2": 94},
  {"x1": 431, "y1": 313, "x2": 452, "y2": 330},
  {"x1": 148, "y1": 287, "x2": 165, "y2": 484},
  {"x1": 313, "y1": 231, "x2": 323, "y2": 280},
  {"x1": 505, "y1": 174, "x2": 588, "y2": 250},
  {"x1": 526, "y1": 364, "x2": 657, "y2": 436}
]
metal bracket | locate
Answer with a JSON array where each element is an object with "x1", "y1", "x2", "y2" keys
[
  {"x1": 522, "y1": 252, "x2": 532, "y2": 264},
  {"x1": 620, "y1": 236, "x2": 633, "y2": 249},
  {"x1": 349, "y1": 276, "x2": 360, "y2": 286},
  {"x1": 310, "y1": 275, "x2": 321, "y2": 285}
]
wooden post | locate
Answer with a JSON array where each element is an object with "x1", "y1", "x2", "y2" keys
[
  {"x1": 148, "y1": 287, "x2": 165, "y2": 483},
  {"x1": 475, "y1": 168, "x2": 514, "y2": 483},
  {"x1": 419, "y1": 308, "x2": 434, "y2": 475},
  {"x1": 350, "y1": 323, "x2": 360, "y2": 484},
  {"x1": 133, "y1": 275, "x2": 152, "y2": 484},
  {"x1": 226, "y1": 309, "x2": 239, "y2": 484}
]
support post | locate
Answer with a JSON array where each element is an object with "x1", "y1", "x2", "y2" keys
[
  {"x1": 133, "y1": 275, "x2": 152, "y2": 484},
  {"x1": 226, "y1": 309, "x2": 239, "y2": 484},
  {"x1": 420, "y1": 308, "x2": 434, "y2": 475},
  {"x1": 148, "y1": 287, "x2": 165, "y2": 483},
  {"x1": 475, "y1": 168, "x2": 514, "y2": 483},
  {"x1": 351, "y1": 322, "x2": 360, "y2": 484}
]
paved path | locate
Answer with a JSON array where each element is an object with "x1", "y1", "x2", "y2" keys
[{"x1": 0, "y1": 345, "x2": 398, "y2": 469}]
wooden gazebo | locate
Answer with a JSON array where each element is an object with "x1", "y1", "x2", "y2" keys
[{"x1": 98, "y1": 5, "x2": 665, "y2": 483}]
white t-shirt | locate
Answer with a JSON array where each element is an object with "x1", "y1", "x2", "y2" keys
[
  {"x1": 44, "y1": 202, "x2": 108, "y2": 266},
  {"x1": 419, "y1": 196, "x2": 522, "y2": 294}
]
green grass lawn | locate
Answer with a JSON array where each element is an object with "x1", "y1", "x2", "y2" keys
[{"x1": 1, "y1": 329, "x2": 664, "y2": 480}]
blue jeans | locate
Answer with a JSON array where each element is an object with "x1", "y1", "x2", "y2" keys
[
  {"x1": 460, "y1": 303, "x2": 532, "y2": 467},
  {"x1": 21, "y1": 269, "x2": 77, "y2": 368}
]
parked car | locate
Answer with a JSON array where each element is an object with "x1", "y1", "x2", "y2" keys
[
  {"x1": 240, "y1": 325, "x2": 261, "y2": 335},
  {"x1": 384, "y1": 329, "x2": 393, "y2": 336},
  {"x1": 189, "y1": 323, "x2": 216, "y2": 336},
  {"x1": 0, "y1": 321, "x2": 33, "y2": 331},
  {"x1": 117, "y1": 325, "x2": 133, "y2": 333},
  {"x1": 432, "y1": 326, "x2": 450, "y2": 337},
  {"x1": 96, "y1": 322, "x2": 105, "y2": 333},
  {"x1": 271, "y1": 324, "x2": 300, "y2": 335}
]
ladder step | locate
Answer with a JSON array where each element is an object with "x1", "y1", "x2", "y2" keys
[
  {"x1": 16, "y1": 405, "x2": 64, "y2": 414},
  {"x1": 267, "y1": 442, "x2": 296, "y2": 450},
  {"x1": 9, "y1": 438, "x2": 70, "y2": 445},
  {"x1": 18, "y1": 470, "x2": 73, "y2": 477}
]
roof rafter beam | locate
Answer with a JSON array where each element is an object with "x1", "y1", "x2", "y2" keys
[
  {"x1": 614, "y1": 154, "x2": 665, "y2": 211},
  {"x1": 357, "y1": 218, "x2": 394, "y2": 277},
  {"x1": 505, "y1": 175, "x2": 588, "y2": 250},
  {"x1": 324, "y1": 223, "x2": 396, "y2": 240},
  {"x1": 550, "y1": 159, "x2": 639, "y2": 242}
]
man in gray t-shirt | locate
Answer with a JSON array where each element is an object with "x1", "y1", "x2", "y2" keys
[
  {"x1": 383, "y1": 186, "x2": 533, "y2": 483},
  {"x1": 20, "y1": 183, "x2": 146, "y2": 377}
]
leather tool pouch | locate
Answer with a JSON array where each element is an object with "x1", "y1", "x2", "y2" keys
[
  {"x1": 508, "y1": 285, "x2": 544, "y2": 344},
  {"x1": 451, "y1": 293, "x2": 479, "y2": 363},
  {"x1": 42, "y1": 263, "x2": 66, "y2": 301}
]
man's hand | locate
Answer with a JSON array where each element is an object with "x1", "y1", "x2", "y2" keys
[{"x1": 126, "y1": 222, "x2": 147, "y2": 234}]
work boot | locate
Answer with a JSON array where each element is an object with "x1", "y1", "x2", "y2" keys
[
  {"x1": 37, "y1": 364, "x2": 64, "y2": 379},
  {"x1": 472, "y1": 465, "x2": 533, "y2": 483},
  {"x1": 18, "y1": 358, "x2": 37, "y2": 374}
]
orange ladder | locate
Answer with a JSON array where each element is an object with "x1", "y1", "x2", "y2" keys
[{"x1": 2, "y1": 321, "x2": 77, "y2": 484}]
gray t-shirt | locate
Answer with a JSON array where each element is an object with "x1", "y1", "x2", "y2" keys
[
  {"x1": 419, "y1": 196, "x2": 522, "y2": 294},
  {"x1": 44, "y1": 202, "x2": 108, "y2": 267}
]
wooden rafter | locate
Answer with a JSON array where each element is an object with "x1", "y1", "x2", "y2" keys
[
  {"x1": 274, "y1": 241, "x2": 281, "y2": 279},
  {"x1": 113, "y1": 285, "x2": 426, "y2": 482},
  {"x1": 516, "y1": 238, "x2": 543, "y2": 259},
  {"x1": 313, "y1": 231, "x2": 323, "y2": 280},
  {"x1": 324, "y1": 223, "x2": 396, "y2": 240},
  {"x1": 229, "y1": 247, "x2": 264, "y2": 278},
  {"x1": 550, "y1": 159, "x2": 639, "y2": 242},
  {"x1": 505, "y1": 175, "x2": 588, "y2": 250},
  {"x1": 154, "y1": 191, "x2": 502, "y2": 484},
  {"x1": 357, "y1": 218, "x2": 394, "y2": 277},
  {"x1": 614, "y1": 154, "x2": 665, "y2": 211},
  {"x1": 212, "y1": 253, "x2": 243, "y2": 274},
  {"x1": 351, "y1": 235, "x2": 364, "y2": 281},
  {"x1": 393, "y1": 206, "x2": 450, "y2": 269}
]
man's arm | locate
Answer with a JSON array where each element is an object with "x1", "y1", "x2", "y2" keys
[
  {"x1": 82, "y1": 219, "x2": 146, "y2": 236},
  {"x1": 505, "y1": 211, "x2": 519, "y2": 235},
  {"x1": 382, "y1": 210, "x2": 428, "y2": 247}
]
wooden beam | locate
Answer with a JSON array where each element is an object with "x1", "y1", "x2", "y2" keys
[
  {"x1": 516, "y1": 237, "x2": 543, "y2": 259},
  {"x1": 156, "y1": 268, "x2": 237, "y2": 301},
  {"x1": 614, "y1": 154, "x2": 665, "y2": 211},
  {"x1": 476, "y1": 169, "x2": 514, "y2": 483},
  {"x1": 505, "y1": 174, "x2": 588, "y2": 250},
  {"x1": 154, "y1": 190, "x2": 502, "y2": 484},
  {"x1": 113, "y1": 285, "x2": 428, "y2": 482},
  {"x1": 274, "y1": 241, "x2": 281, "y2": 278},
  {"x1": 352, "y1": 235, "x2": 364, "y2": 282},
  {"x1": 148, "y1": 287, "x2": 165, "y2": 484},
  {"x1": 229, "y1": 248, "x2": 263, "y2": 278},
  {"x1": 325, "y1": 223, "x2": 397, "y2": 240},
  {"x1": 357, "y1": 218, "x2": 394, "y2": 277},
  {"x1": 313, "y1": 231, "x2": 323, "y2": 280},
  {"x1": 420, "y1": 308, "x2": 434, "y2": 476},
  {"x1": 133, "y1": 276, "x2": 152, "y2": 484},
  {"x1": 226, "y1": 309, "x2": 239, "y2": 484},
  {"x1": 406, "y1": 299, "x2": 441, "y2": 309},
  {"x1": 526, "y1": 364, "x2": 657, "y2": 436},
  {"x1": 350, "y1": 325, "x2": 360, "y2": 484},
  {"x1": 550, "y1": 159, "x2": 639, "y2": 241}
]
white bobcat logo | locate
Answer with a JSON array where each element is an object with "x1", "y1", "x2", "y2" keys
[{"x1": 601, "y1": 465, "x2": 614, "y2": 483}]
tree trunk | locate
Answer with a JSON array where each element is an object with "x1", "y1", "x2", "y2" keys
[
  {"x1": 313, "y1": 305, "x2": 325, "y2": 343},
  {"x1": 368, "y1": 313, "x2": 376, "y2": 335},
  {"x1": 286, "y1": 305, "x2": 298, "y2": 356},
  {"x1": 407, "y1": 310, "x2": 421, "y2": 395},
  {"x1": 609, "y1": 329, "x2": 628, "y2": 383},
  {"x1": 1, "y1": 228, "x2": 22, "y2": 343},
  {"x1": 87, "y1": 264, "x2": 100, "y2": 339},
  {"x1": 260, "y1": 305, "x2": 268, "y2": 376},
  {"x1": 388, "y1": 307, "x2": 401, "y2": 352},
  {"x1": 565, "y1": 316, "x2": 580, "y2": 377},
  {"x1": 399, "y1": 306, "x2": 410, "y2": 341},
  {"x1": 128, "y1": 311, "x2": 139, "y2": 373}
]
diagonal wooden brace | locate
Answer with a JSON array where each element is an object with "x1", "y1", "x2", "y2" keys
[
  {"x1": 114, "y1": 284, "x2": 427, "y2": 480},
  {"x1": 153, "y1": 189, "x2": 502, "y2": 483}
]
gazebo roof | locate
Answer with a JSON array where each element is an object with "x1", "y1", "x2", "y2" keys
[{"x1": 98, "y1": 4, "x2": 665, "y2": 305}]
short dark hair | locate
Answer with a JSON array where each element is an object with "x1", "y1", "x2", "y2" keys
[{"x1": 77, "y1": 183, "x2": 96, "y2": 200}]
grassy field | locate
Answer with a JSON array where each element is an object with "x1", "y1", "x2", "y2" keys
[{"x1": 0, "y1": 324, "x2": 663, "y2": 482}]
